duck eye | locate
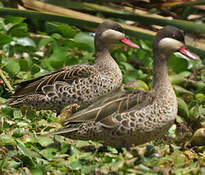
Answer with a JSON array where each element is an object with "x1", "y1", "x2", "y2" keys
[{"x1": 114, "y1": 27, "x2": 119, "y2": 31}]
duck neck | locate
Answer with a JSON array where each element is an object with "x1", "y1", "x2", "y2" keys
[
  {"x1": 94, "y1": 42, "x2": 116, "y2": 69},
  {"x1": 152, "y1": 51, "x2": 171, "y2": 90}
]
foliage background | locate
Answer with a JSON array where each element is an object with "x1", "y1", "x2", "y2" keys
[{"x1": 0, "y1": 0, "x2": 204, "y2": 174}]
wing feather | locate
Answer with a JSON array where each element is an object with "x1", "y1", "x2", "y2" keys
[{"x1": 13, "y1": 64, "x2": 97, "y2": 97}]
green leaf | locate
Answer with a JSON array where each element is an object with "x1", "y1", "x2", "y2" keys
[
  {"x1": 12, "y1": 128, "x2": 25, "y2": 138},
  {"x1": 74, "y1": 32, "x2": 94, "y2": 52},
  {"x1": 40, "y1": 148, "x2": 57, "y2": 160},
  {"x1": 169, "y1": 54, "x2": 188, "y2": 73},
  {"x1": 14, "y1": 37, "x2": 36, "y2": 47},
  {"x1": 0, "y1": 33, "x2": 13, "y2": 47},
  {"x1": 0, "y1": 133, "x2": 16, "y2": 145},
  {"x1": 16, "y1": 139, "x2": 34, "y2": 158},
  {"x1": 4, "y1": 59, "x2": 20, "y2": 76},
  {"x1": 173, "y1": 85, "x2": 193, "y2": 95},
  {"x1": 4, "y1": 16, "x2": 25, "y2": 25},
  {"x1": 19, "y1": 59, "x2": 30, "y2": 71},
  {"x1": 48, "y1": 45, "x2": 67, "y2": 69},
  {"x1": 38, "y1": 38, "x2": 52, "y2": 49},
  {"x1": 195, "y1": 93, "x2": 205, "y2": 104},
  {"x1": 37, "y1": 136, "x2": 54, "y2": 147},
  {"x1": 30, "y1": 168, "x2": 44, "y2": 175},
  {"x1": 124, "y1": 80, "x2": 149, "y2": 91},
  {"x1": 0, "y1": 106, "x2": 14, "y2": 118},
  {"x1": 56, "y1": 24, "x2": 76, "y2": 38},
  {"x1": 7, "y1": 23, "x2": 28, "y2": 37},
  {"x1": 177, "y1": 97, "x2": 189, "y2": 120}
]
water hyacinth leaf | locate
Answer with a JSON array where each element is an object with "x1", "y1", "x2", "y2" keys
[
  {"x1": 4, "y1": 16, "x2": 25, "y2": 25},
  {"x1": 51, "y1": 33, "x2": 62, "y2": 40},
  {"x1": 139, "y1": 39, "x2": 152, "y2": 51},
  {"x1": 14, "y1": 37, "x2": 36, "y2": 47},
  {"x1": 56, "y1": 24, "x2": 76, "y2": 38},
  {"x1": 37, "y1": 136, "x2": 54, "y2": 147},
  {"x1": 173, "y1": 85, "x2": 193, "y2": 95},
  {"x1": 120, "y1": 62, "x2": 135, "y2": 71},
  {"x1": 177, "y1": 97, "x2": 189, "y2": 120},
  {"x1": 178, "y1": 71, "x2": 192, "y2": 77},
  {"x1": 74, "y1": 32, "x2": 94, "y2": 52},
  {"x1": 194, "y1": 81, "x2": 205, "y2": 92},
  {"x1": 0, "y1": 106, "x2": 14, "y2": 118},
  {"x1": 40, "y1": 148, "x2": 57, "y2": 160},
  {"x1": 64, "y1": 39, "x2": 92, "y2": 52},
  {"x1": 30, "y1": 168, "x2": 44, "y2": 175},
  {"x1": 124, "y1": 79, "x2": 149, "y2": 91},
  {"x1": 12, "y1": 128, "x2": 25, "y2": 138},
  {"x1": 0, "y1": 33, "x2": 13, "y2": 47},
  {"x1": 4, "y1": 59, "x2": 20, "y2": 76},
  {"x1": 7, "y1": 23, "x2": 28, "y2": 37},
  {"x1": 31, "y1": 64, "x2": 41, "y2": 74},
  {"x1": 0, "y1": 133, "x2": 16, "y2": 145},
  {"x1": 168, "y1": 54, "x2": 189, "y2": 73},
  {"x1": 38, "y1": 38, "x2": 53, "y2": 49},
  {"x1": 169, "y1": 74, "x2": 186, "y2": 85},
  {"x1": 195, "y1": 93, "x2": 205, "y2": 104},
  {"x1": 48, "y1": 45, "x2": 67, "y2": 69},
  {"x1": 18, "y1": 59, "x2": 30, "y2": 71},
  {"x1": 8, "y1": 160, "x2": 21, "y2": 169},
  {"x1": 16, "y1": 140, "x2": 35, "y2": 159}
]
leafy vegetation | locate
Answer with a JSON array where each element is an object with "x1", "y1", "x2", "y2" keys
[{"x1": 0, "y1": 1, "x2": 205, "y2": 174}]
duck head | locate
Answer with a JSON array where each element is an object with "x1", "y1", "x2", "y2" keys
[
  {"x1": 153, "y1": 26, "x2": 200, "y2": 60},
  {"x1": 95, "y1": 21, "x2": 139, "y2": 51}
]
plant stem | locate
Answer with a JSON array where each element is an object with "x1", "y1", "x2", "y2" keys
[{"x1": 0, "y1": 69, "x2": 14, "y2": 93}]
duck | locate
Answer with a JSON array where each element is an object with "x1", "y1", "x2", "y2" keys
[
  {"x1": 7, "y1": 21, "x2": 139, "y2": 113},
  {"x1": 51, "y1": 26, "x2": 199, "y2": 148}
]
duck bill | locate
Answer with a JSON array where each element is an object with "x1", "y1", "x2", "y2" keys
[
  {"x1": 179, "y1": 46, "x2": 200, "y2": 60},
  {"x1": 121, "y1": 37, "x2": 139, "y2": 49}
]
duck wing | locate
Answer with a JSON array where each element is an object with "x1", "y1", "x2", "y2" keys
[
  {"x1": 13, "y1": 64, "x2": 97, "y2": 97},
  {"x1": 64, "y1": 90, "x2": 152, "y2": 124}
]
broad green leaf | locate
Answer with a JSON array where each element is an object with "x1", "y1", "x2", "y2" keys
[
  {"x1": 7, "y1": 23, "x2": 28, "y2": 37},
  {"x1": 125, "y1": 79, "x2": 149, "y2": 91},
  {"x1": 169, "y1": 54, "x2": 188, "y2": 73},
  {"x1": 48, "y1": 45, "x2": 67, "y2": 69},
  {"x1": 14, "y1": 37, "x2": 36, "y2": 47},
  {"x1": 173, "y1": 85, "x2": 193, "y2": 95},
  {"x1": 37, "y1": 136, "x2": 54, "y2": 147},
  {"x1": 19, "y1": 59, "x2": 30, "y2": 71},
  {"x1": 40, "y1": 148, "x2": 57, "y2": 160},
  {"x1": 195, "y1": 93, "x2": 205, "y2": 104},
  {"x1": 177, "y1": 97, "x2": 189, "y2": 120},
  {"x1": 38, "y1": 38, "x2": 53, "y2": 49},
  {"x1": 4, "y1": 59, "x2": 20, "y2": 76},
  {"x1": 12, "y1": 128, "x2": 25, "y2": 138},
  {"x1": 0, "y1": 106, "x2": 14, "y2": 118},
  {"x1": 74, "y1": 32, "x2": 94, "y2": 52},
  {"x1": 0, "y1": 133, "x2": 16, "y2": 145},
  {"x1": 30, "y1": 168, "x2": 44, "y2": 175},
  {"x1": 0, "y1": 33, "x2": 13, "y2": 47},
  {"x1": 16, "y1": 139, "x2": 35, "y2": 159},
  {"x1": 56, "y1": 24, "x2": 76, "y2": 38},
  {"x1": 4, "y1": 16, "x2": 25, "y2": 25}
]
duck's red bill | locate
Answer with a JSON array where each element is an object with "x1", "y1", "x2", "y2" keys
[
  {"x1": 179, "y1": 46, "x2": 200, "y2": 60},
  {"x1": 121, "y1": 37, "x2": 139, "y2": 49}
]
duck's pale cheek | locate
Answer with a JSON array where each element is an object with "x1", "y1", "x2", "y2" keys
[
  {"x1": 101, "y1": 29, "x2": 125, "y2": 40},
  {"x1": 158, "y1": 38, "x2": 183, "y2": 53}
]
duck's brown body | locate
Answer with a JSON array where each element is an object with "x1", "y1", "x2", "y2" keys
[
  {"x1": 52, "y1": 26, "x2": 199, "y2": 148},
  {"x1": 7, "y1": 22, "x2": 139, "y2": 113},
  {"x1": 9, "y1": 51, "x2": 122, "y2": 113}
]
